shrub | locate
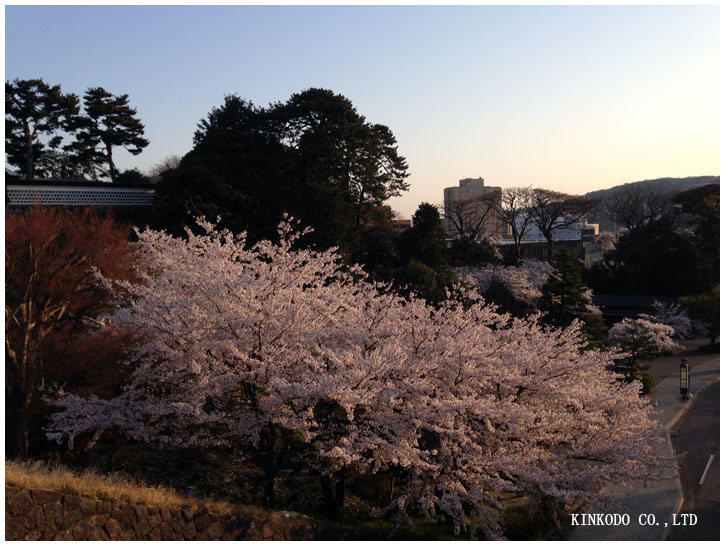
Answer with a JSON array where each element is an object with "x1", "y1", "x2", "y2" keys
[
  {"x1": 698, "y1": 342, "x2": 720, "y2": 354},
  {"x1": 638, "y1": 373, "x2": 657, "y2": 395},
  {"x1": 620, "y1": 371, "x2": 657, "y2": 396},
  {"x1": 6, "y1": 207, "x2": 137, "y2": 460}
]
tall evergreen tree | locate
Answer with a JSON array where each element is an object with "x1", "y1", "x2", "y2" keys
[
  {"x1": 278, "y1": 88, "x2": 409, "y2": 256},
  {"x1": 538, "y1": 249, "x2": 591, "y2": 327},
  {"x1": 399, "y1": 202, "x2": 448, "y2": 270},
  {"x1": 5, "y1": 78, "x2": 79, "y2": 180},
  {"x1": 674, "y1": 184, "x2": 720, "y2": 292},
  {"x1": 69, "y1": 87, "x2": 149, "y2": 182},
  {"x1": 154, "y1": 95, "x2": 292, "y2": 242},
  {"x1": 153, "y1": 89, "x2": 409, "y2": 258}
]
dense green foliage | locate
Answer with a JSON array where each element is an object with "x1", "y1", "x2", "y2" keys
[
  {"x1": 674, "y1": 183, "x2": 720, "y2": 291},
  {"x1": 584, "y1": 183, "x2": 719, "y2": 298},
  {"x1": 680, "y1": 286, "x2": 720, "y2": 343},
  {"x1": 353, "y1": 203, "x2": 460, "y2": 304},
  {"x1": 447, "y1": 237, "x2": 502, "y2": 267},
  {"x1": 114, "y1": 168, "x2": 152, "y2": 185}
]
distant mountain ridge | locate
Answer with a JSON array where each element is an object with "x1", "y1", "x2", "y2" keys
[{"x1": 584, "y1": 175, "x2": 719, "y2": 200}]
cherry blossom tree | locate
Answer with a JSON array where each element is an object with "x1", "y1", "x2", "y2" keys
[
  {"x1": 458, "y1": 260, "x2": 554, "y2": 306},
  {"x1": 47, "y1": 218, "x2": 676, "y2": 537},
  {"x1": 372, "y1": 302, "x2": 674, "y2": 536},
  {"x1": 597, "y1": 231, "x2": 620, "y2": 253},
  {"x1": 641, "y1": 301, "x2": 706, "y2": 339},
  {"x1": 608, "y1": 318, "x2": 683, "y2": 368}
]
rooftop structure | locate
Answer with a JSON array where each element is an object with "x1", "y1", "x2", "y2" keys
[{"x1": 5, "y1": 178, "x2": 155, "y2": 207}]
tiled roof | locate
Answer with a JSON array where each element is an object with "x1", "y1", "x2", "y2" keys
[{"x1": 6, "y1": 178, "x2": 155, "y2": 206}]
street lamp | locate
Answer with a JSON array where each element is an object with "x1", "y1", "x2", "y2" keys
[{"x1": 680, "y1": 358, "x2": 691, "y2": 400}]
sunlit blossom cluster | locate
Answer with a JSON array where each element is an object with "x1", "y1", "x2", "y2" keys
[
  {"x1": 596, "y1": 231, "x2": 621, "y2": 253},
  {"x1": 641, "y1": 301, "x2": 707, "y2": 339},
  {"x1": 608, "y1": 317, "x2": 683, "y2": 364},
  {"x1": 47, "y1": 218, "x2": 675, "y2": 538},
  {"x1": 458, "y1": 260, "x2": 555, "y2": 305}
]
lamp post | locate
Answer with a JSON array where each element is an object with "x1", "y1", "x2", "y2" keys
[{"x1": 680, "y1": 358, "x2": 691, "y2": 400}]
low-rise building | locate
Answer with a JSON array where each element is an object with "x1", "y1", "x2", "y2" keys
[{"x1": 512, "y1": 216, "x2": 599, "y2": 242}]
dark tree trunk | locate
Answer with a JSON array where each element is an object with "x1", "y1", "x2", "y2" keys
[
  {"x1": 320, "y1": 475, "x2": 336, "y2": 518},
  {"x1": 320, "y1": 467, "x2": 346, "y2": 521},
  {"x1": 104, "y1": 437, "x2": 127, "y2": 473},
  {"x1": 546, "y1": 235, "x2": 554, "y2": 262},
  {"x1": 18, "y1": 411, "x2": 30, "y2": 460},
  {"x1": 261, "y1": 428, "x2": 277, "y2": 508},
  {"x1": 259, "y1": 424, "x2": 293, "y2": 509},
  {"x1": 264, "y1": 469, "x2": 277, "y2": 508},
  {"x1": 513, "y1": 238, "x2": 522, "y2": 263},
  {"x1": 107, "y1": 144, "x2": 117, "y2": 183},
  {"x1": 629, "y1": 351, "x2": 637, "y2": 370},
  {"x1": 25, "y1": 134, "x2": 34, "y2": 181},
  {"x1": 6, "y1": 401, "x2": 30, "y2": 460}
]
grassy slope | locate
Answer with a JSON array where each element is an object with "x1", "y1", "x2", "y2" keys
[{"x1": 5, "y1": 459, "x2": 250, "y2": 516}]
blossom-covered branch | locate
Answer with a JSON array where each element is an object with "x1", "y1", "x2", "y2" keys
[{"x1": 47, "y1": 217, "x2": 676, "y2": 537}]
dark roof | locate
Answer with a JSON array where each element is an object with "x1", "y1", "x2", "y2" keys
[
  {"x1": 5, "y1": 177, "x2": 155, "y2": 190},
  {"x1": 592, "y1": 295, "x2": 679, "y2": 306},
  {"x1": 592, "y1": 294, "x2": 679, "y2": 317}
]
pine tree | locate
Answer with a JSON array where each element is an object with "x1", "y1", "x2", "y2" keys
[
  {"x1": 400, "y1": 203, "x2": 448, "y2": 269},
  {"x1": 5, "y1": 78, "x2": 79, "y2": 180},
  {"x1": 538, "y1": 249, "x2": 591, "y2": 327},
  {"x1": 69, "y1": 87, "x2": 149, "y2": 182}
]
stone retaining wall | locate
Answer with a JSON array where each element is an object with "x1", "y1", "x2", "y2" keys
[{"x1": 5, "y1": 484, "x2": 353, "y2": 540}]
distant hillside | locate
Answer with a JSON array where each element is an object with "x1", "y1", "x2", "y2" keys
[{"x1": 584, "y1": 176, "x2": 719, "y2": 200}]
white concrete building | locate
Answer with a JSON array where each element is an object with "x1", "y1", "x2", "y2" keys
[{"x1": 442, "y1": 177, "x2": 505, "y2": 240}]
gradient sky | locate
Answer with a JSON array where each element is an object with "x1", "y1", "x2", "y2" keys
[{"x1": 5, "y1": 5, "x2": 720, "y2": 218}]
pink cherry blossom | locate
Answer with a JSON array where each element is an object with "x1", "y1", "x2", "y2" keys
[
  {"x1": 458, "y1": 260, "x2": 554, "y2": 305},
  {"x1": 47, "y1": 218, "x2": 676, "y2": 538},
  {"x1": 608, "y1": 317, "x2": 683, "y2": 365}
]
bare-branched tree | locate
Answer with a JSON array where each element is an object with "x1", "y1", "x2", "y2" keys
[
  {"x1": 498, "y1": 187, "x2": 536, "y2": 262},
  {"x1": 147, "y1": 154, "x2": 182, "y2": 183},
  {"x1": 442, "y1": 193, "x2": 500, "y2": 245},
  {"x1": 603, "y1": 183, "x2": 676, "y2": 233},
  {"x1": 529, "y1": 189, "x2": 597, "y2": 259}
]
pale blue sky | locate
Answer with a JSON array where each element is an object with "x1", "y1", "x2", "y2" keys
[{"x1": 5, "y1": 5, "x2": 720, "y2": 218}]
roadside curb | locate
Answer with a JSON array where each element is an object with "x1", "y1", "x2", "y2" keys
[
  {"x1": 659, "y1": 374, "x2": 720, "y2": 541},
  {"x1": 568, "y1": 359, "x2": 720, "y2": 541},
  {"x1": 663, "y1": 375, "x2": 720, "y2": 431}
]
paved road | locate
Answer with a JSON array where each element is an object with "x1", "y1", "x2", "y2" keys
[
  {"x1": 668, "y1": 381, "x2": 720, "y2": 541},
  {"x1": 567, "y1": 354, "x2": 719, "y2": 541},
  {"x1": 644, "y1": 338, "x2": 715, "y2": 386}
]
